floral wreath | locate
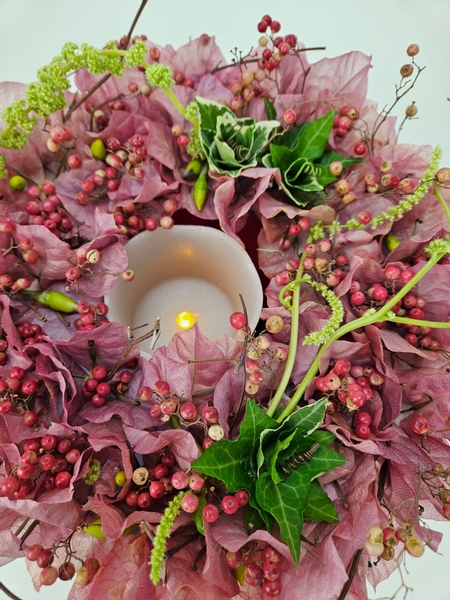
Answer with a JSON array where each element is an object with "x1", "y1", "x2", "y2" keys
[{"x1": 1, "y1": 4, "x2": 450, "y2": 600}]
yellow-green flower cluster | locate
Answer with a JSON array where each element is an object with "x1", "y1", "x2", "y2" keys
[
  {"x1": 125, "y1": 40, "x2": 148, "y2": 69},
  {"x1": 149, "y1": 491, "x2": 186, "y2": 585},
  {"x1": 0, "y1": 155, "x2": 6, "y2": 179},
  {"x1": 83, "y1": 459, "x2": 102, "y2": 485},
  {"x1": 426, "y1": 236, "x2": 450, "y2": 257},
  {"x1": 308, "y1": 221, "x2": 326, "y2": 241},
  {"x1": 146, "y1": 63, "x2": 175, "y2": 90},
  {"x1": 370, "y1": 146, "x2": 442, "y2": 229},
  {"x1": 302, "y1": 277, "x2": 344, "y2": 345}
]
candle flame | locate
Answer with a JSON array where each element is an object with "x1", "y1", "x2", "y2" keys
[{"x1": 176, "y1": 311, "x2": 197, "y2": 330}]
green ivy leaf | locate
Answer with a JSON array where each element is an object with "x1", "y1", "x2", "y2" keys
[
  {"x1": 193, "y1": 495, "x2": 207, "y2": 535},
  {"x1": 264, "y1": 98, "x2": 277, "y2": 121},
  {"x1": 271, "y1": 123, "x2": 308, "y2": 150},
  {"x1": 256, "y1": 469, "x2": 309, "y2": 564},
  {"x1": 293, "y1": 111, "x2": 336, "y2": 161},
  {"x1": 304, "y1": 480, "x2": 340, "y2": 523},
  {"x1": 191, "y1": 399, "x2": 277, "y2": 492},
  {"x1": 315, "y1": 151, "x2": 363, "y2": 187}
]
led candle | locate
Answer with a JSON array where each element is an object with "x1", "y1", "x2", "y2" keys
[{"x1": 106, "y1": 226, "x2": 263, "y2": 355}]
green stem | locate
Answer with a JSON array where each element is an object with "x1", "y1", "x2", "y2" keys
[
  {"x1": 276, "y1": 250, "x2": 445, "y2": 422},
  {"x1": 98, "y1": 49, "x2": 128, "y2": 57},
  {"x1": 266, "y1": 254, "x2": 305, "y2": 418},
  {"x1": 434, "y1": 185, "x2": 450, "y2": 228},
  {"x1": 387, "y1": 316, "x2": 450, "y2": 328},
  {"x1": 165, "y1": 88, "x2": 191, "y2": 121}
]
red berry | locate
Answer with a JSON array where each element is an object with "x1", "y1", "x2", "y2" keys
[
  {"x1": 55, "y1": 471, "x2": 72, "y2": 489},
  {"x1": 230, "y1": 312, "x2": 247, "y2": 329},
  {"x1": 262, "y1": 559, "x2": 280, "y2": 581},
  {"x1": 27, "y1": 544, "x2": 44, "y2": 561},
  {"x1": 221, "y1": 495, "x2": 239, "y2": 514},
  {"x1": 154, "y1": 380, "x2": 170, "y2": 396},
  {"x1": 149, "y1": 481, "x2": 165, "y2": 498},
  {"x1": 355, "y1": 423, "x2": 371, "y2": 439},
  {"x1": 270, "y1": 20, "x2": 281, "y2": 33},
  {"x1": 202, "y1": 503, "x2": 220, "y2": 523},
  {"x1": 412, "y1": 416, "x2": 428, "y2": 435},
  {"x1": 59, "y1": 562, "x2": 76, "y2": 581},
  {"x1": 40, "y1": 566, "x2": 58, "y2": 586},
  {"x1": 181, "y1": 492, "x2": 199, "y2": 513},
  {"x1": 138, "y1": 491, "x2": 152, "y2": 509},
  {"x1": 37, "y1": 549, "x2": 54, "y2": 568},
  {"x1": 263, "y1": 578, "x2": 282, "y2": 597}
]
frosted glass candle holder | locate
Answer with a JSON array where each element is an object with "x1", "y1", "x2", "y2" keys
[{"x1": 106, "y1": 226, "x2": 264, "y2": 354}]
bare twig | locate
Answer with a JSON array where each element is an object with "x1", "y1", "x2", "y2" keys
[
  {"x1": 63, "y1": 0, "x2": 148, "y2": 122},
  {"x1": 0, "y1": 582, "x2": 23, "y2": 600},
  {"x1": 337, "y1": 548, "x2": 363, "y2": 600}
]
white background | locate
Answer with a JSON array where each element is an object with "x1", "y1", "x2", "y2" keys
[{"x1": 0, "y1": 1, "x2": 449, "y2": 598}]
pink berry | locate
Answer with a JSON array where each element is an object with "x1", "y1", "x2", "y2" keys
[
  {"x1": 171, "y1": 471, "x2": 189, "y2": 490},
  {"x1": 221, "y1": 495, "x2": 239, "y2": 515},
  {"x1": 149, "y1": 481, "x2": 165, "y2": 498},
  {"x1": 351, "y1": 291, "x2": 366, "y2": 306},
  {"x1": 230, "y1": 312, "x2": 247, "y2": 329},
  {"x1": 181, "y1": 492, "x2": 199, "y2": 513},
  {"x1": 235, "y1": 489, "x2": 249, "y2": 507},
  {"x1": 355, "y1": 423, "x2": 371, "y2": 439},
  {"x1": 202, "y1": 503, "x2": 220, "y2": 523},
  {"x1": 412, "y1": 416, "x2": 428, "y2": 435}
]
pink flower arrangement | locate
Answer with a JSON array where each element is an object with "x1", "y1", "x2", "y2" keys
[{"x1": 1, "y1": 5, "x2": 450, "y2": 599}]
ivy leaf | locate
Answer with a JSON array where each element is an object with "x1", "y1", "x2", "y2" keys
[
  {"x1": 271, "y1": 123, "x2": 308, "y2": 150},
  {"x1": 256, "y1": 470, "x2": 309, "y2": 564},
  {"x1": 191, "y1": 399, "x2": 277, "y2": 492},
  {"x1": 264, "y1": 98, "x2": 277, "y2": 121},
  {"x1": 194, "y1": 97, "x2": 279, "y2": 176},
  {"x1": 304, "y1": 480, "x2": 340, "y2": 523},
  {"x1": 315, "y1": 151, "x2": 363, "y2": 187},
  {"x1": 193, "y1": 495, "x2": 207, "y2": 535},
  {"x1": 293, "y1": 111, "x2": 336, "y2": 161},
  {"x1": 257, "y1": 398, "x2": 327, "y2": 476}
]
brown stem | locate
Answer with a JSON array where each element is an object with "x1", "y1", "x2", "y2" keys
[
  {"x1": 337, "y1": 548, "x2": 363, "y2": 600},
  {"x1": 0, "y1": 582, "x2": 23, "y2": 600},
  {"x1": 18, "y1": 519, "x2": 39, "y2": 550},
  {"x1": 229, "y1": 293, "x2": 250, "y2": 436},
  {"x1": 63, "y1": 0, "x2": 148, "y2": 122}
]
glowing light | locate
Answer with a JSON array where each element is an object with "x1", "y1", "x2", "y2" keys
[{"x1": 176, "y1": 311, "x2": 197, "y2": 330}]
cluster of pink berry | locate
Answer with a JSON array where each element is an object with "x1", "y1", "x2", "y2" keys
[
  {"x1": 147, "y1": 379, "x2": 225, "y2": 447},
  {"x1": 81, "y1": 359, "x2": 137, "y2": 406},
  {"x1": 349, "y1": 264, "x2": 441, "y2": 349},
  {"x1": 122, "y1": 453, "x2": 195, "y2": 509},
  {"x1": 331, "y1": 105, "x2": 364, "y2": 155},
  {"x1": 72, "y1": 299, "x2": 109, "y2": 332},
  {"x1": 23, "y1": 179, "x2": 73, "y2": 236},
  {"x1": 316, "y1": 358, "x2": 385, "y2": 439},
  {"x1": 0, "y1": 365, "x2": 41, "y2": 426},
  {"x1": 424, "y1": 463, "x2": 450, "y2": 521},
  {"x1": 365, "y1": 523, "x2": 425, "y2": 561},
  {"x1": 302, "y1": 240, "x2": 349, "y2": 286},
  {"x1": 0, "y1": 433, "x2": 85, "y2": 501},
  {"x1": 113, "y1": 197, "x2": 177, "y2": 235},
  {"x1": 364, "y1": 161, "x2": 416, "y2": 196},
  {"x1": 256, "y1": 15, "x2": 296, "y2": 72},
  {"x1": 230, "y1": 312, "x2": 288, "y2": 396},
  {"x1": 226, "y1": 542, "x2": 284, "y2": 598},
  {"x1": 26, "y1": 542, "x2": 100, "y2": 587}
]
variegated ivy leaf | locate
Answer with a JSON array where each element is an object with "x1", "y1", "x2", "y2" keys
[{"x1": 194, "y1": 97, "x2": 279, "y2": 177}]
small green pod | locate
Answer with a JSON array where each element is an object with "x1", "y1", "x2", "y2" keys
[
  {"x1": 193, "y1": 167, "x2": 208, "y2": 211},
  {"x1": 90, "y1": 139, "x2": 107, "y2": 161},
  {"x1": 36, "y1": 290, "x2": 79, "y2": 313},
  {"x1": 385, "y1": 233, "x2": 400, "y2": 251},
  {"x1": 9, "y1": 175, "x2": 27, "y2": 191},
  {"x1": 182, "y1": 158, "x2": 202, "y2": 181}
]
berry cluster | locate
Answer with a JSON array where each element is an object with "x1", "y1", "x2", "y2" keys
[
  {"x1": 73, "y1": 299, "x2": 109, "y2": 332},
  {"x1": 364, "y1": 161, "x2": 416, "y2": 196},
  {"x1": 23, "y1": 179, "x2": 73, "y2": 237},
  {"x1": 226, "y1": 542, "x2": 283, "y2": 597},
  {"x1": 80, "y1": 359, "x2": 138, "y2": 405},
  {"x1": 365, "y1": 524, "x2": 425, "y2": 560},
  {"x1": 0, "y1": 433, "x2": 85, "y2": 500},
  {"x1": 316, "y1": 358, "x2": 385, "y2": 439},
  {"x1": 230, "y1": 311, "x2": 288, "y2": 396},
  {"x1": 0, "y1": 365, "x2": 41, "y2": 426},
  {"x1": 26, "y1": 540, "x2": 100, "y2": 587},
  {"x1": 147, "y1": 379, "x2": 225, "y2": 446}
]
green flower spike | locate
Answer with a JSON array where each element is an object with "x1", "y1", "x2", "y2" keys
[{"x1": 149, "y1": 491, "x2": 186, "y2": 585}]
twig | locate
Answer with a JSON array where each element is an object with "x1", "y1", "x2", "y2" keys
[
  {"x1": 0, "y1": 582, "x2": 23, "y2": 600},
  {"x1": 337, "y1": 548, "x2": 363, "y2": 600},
  {"x1": 63, "y1": 0, "x2": 148, "y2": 122}
]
